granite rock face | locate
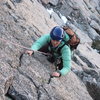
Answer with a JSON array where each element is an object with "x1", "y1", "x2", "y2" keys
[{"x1": 0, "y1": 0, "x2": 100, "y2": 100}]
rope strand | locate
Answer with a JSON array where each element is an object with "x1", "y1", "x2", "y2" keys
[{"x1": 0, "y1": 37, "x2": 51, "y2": 56}]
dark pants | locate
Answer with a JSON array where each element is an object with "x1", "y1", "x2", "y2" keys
[{"x1": 38, "y1": 44, "x2": 63, "y2": 70}]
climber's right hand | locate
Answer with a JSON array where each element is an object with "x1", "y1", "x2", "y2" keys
[{"x1": 25, "y1": 50, "x2": 34, "y2": 56}]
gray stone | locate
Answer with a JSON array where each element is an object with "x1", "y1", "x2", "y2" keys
[
  {"x1": 0, "y1": 0, "x2": 100, "y2": 100},
  {"x1": 90, "y1": 20, "x2": 100, "y2": 32},
  {"x1": 41, "y1": 0, "x2": 59, "y2": 6},
  {"x1": 50, "y1": 11, "x2": 65, "y2": 26}
]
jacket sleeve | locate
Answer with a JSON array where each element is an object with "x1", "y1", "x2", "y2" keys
[
  {"x1": 31, "y1": 34, "x2": 50, "y2": 51},
  {"x1": 59, "y1": 46, "x2": 71, "y2": 75}
]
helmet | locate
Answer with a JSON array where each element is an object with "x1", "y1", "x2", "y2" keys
[{"x1": 50, "y1": 26, "x2": 65, "y2": 41}]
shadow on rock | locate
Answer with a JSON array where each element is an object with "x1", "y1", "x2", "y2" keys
[{"x1": 5, "y1": 86, "x2": 28, "y2": 100}]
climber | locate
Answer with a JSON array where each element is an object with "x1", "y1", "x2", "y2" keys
[{"x1": 26, "y1": 26, "x2": 71, "y2": 77}]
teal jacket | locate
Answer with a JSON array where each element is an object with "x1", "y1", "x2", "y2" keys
[{"x1": 31, "y1": 34, "x2": 71, "y2": 75}]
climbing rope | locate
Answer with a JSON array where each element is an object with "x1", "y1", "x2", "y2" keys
[
  {"x1": 0, "y1": 37, "x2": 51, "y2": 56},
  {"x1": 0, "y1": 37, "x2": 57, "y2": 83}
]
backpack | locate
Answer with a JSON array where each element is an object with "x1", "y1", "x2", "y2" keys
[{"x1": 62, "y1": 26, "x2": 80, "y2": 50}]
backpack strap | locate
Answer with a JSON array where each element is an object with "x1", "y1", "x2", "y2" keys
[
  {"x1": 47, "y1": 41, "x2": 58, "y2": 55},
  {"x1": 57, "y1": 39, "x2": 69, "y2": 54}
]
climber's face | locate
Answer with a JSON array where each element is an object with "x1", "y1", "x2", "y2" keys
[{"x1": 51, "y1": 39, "x2": 61, "y2": 47}]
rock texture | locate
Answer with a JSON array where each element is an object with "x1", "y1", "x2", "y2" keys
[{"x1": 0, "y1": 0, "x2": 100, "y2": 100}]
